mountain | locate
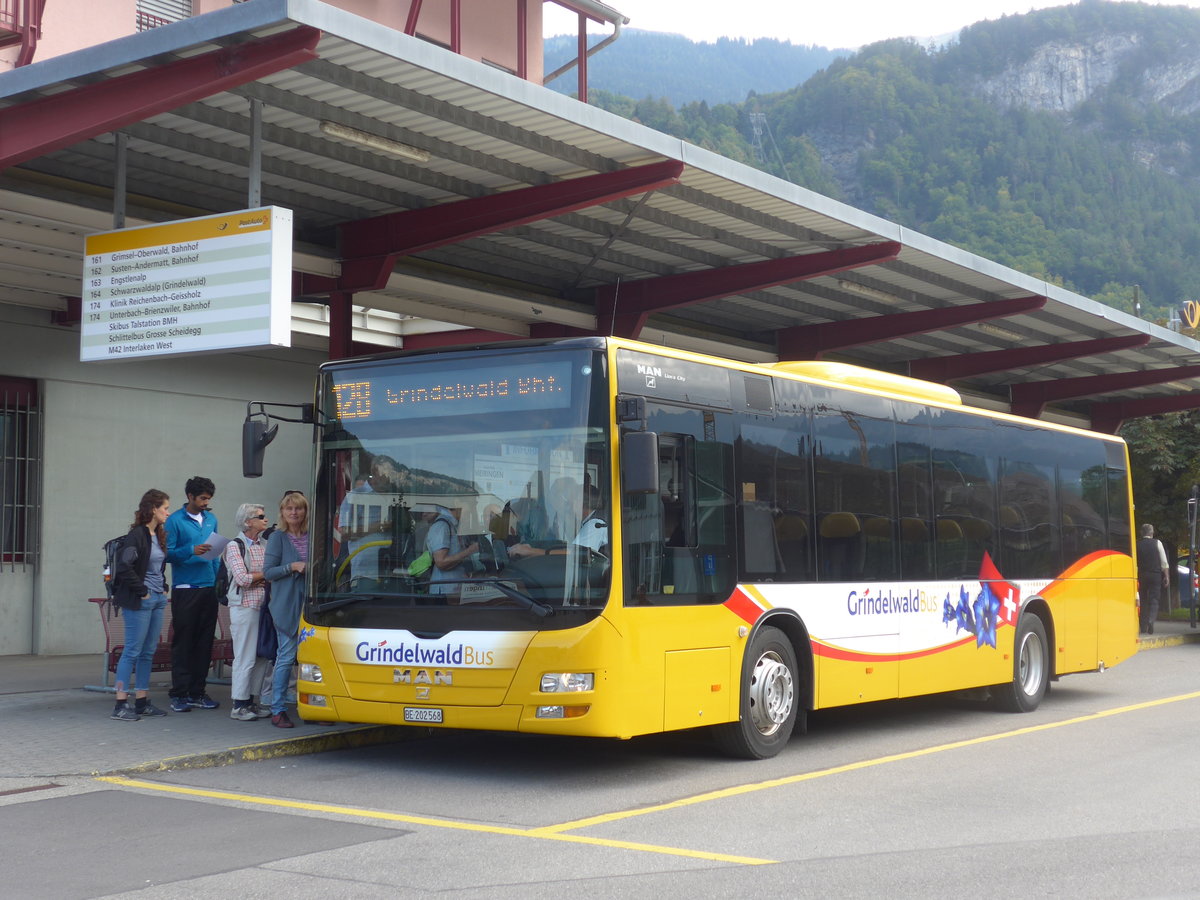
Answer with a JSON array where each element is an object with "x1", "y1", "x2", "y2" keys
[
  {"x1": 577, "y1": 2, "x2": 1200, "y2": 324},
  {"x1": 543, "y1": 29, "x2": 848, "y2": 106}
]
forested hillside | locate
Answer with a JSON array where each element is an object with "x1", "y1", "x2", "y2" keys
[
  {"x1": 543, "y1": 29, "x2": 845, "y2": 106},
  {"x1": 576, "y1": 2, "x2": 1200, "y2": 324}
]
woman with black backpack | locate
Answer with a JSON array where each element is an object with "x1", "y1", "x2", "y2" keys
[{"x1": 109, "y1": 489, "x2": 172, "y2": 722}]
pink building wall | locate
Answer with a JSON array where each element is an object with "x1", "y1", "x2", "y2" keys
[
  {"x1": 1, "y1": 1, "x2": 545, "y2": 82},
  {"x1": 1, "y1": 0, "x2": 140, "y2": 70}
]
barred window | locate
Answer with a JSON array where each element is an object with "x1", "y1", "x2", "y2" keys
[
  {"x1": 0, "y1": 377, "x2": 40, "y2": 572},
  {"x1": 136, "y1": 0, "x2": 191, "y2": 31}
]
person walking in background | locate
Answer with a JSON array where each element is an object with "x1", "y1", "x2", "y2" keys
[
  {"x1": 224, "y1": 502, "x2": 273, "y2": 721},
  {"x1": 164, "y1": 475, "x2": 221, "y2": 712},
  {"x1": 263, "y1": 490, "x2": 309, "y2": 728},
  {"x1": 109, "y1": 489, "x2": 172, "y2": 722},
  {"x1": 1137, "y1": 523, "x2": 1170, "y2": 635}
]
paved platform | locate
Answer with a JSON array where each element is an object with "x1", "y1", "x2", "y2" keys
[
  {"x1": 3, "y1": 621, "x2": 1197, "y2": 780},
  {"x1": 0, "y1": 653, "x2": 414, "y2": 780}
]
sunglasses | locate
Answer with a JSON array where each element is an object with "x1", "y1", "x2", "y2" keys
[{"x1": 250, "y1": 514, "x2": 267, "y2": 520}]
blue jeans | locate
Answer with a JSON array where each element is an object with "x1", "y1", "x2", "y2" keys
[
  {"x1": 270, "y1": 622, "x2": 298, "y2": 714},
  {"x1": 114, "y1": 592, "x2": 167, "y2": 694}
]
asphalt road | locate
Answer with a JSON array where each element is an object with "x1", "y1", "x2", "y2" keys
[{"x1": 8, "y1": 643, "x2": 1200, "y2": 899}]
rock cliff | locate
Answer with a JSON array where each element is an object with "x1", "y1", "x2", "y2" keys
[{"x1": 974, "y1": 31, "x2": 1200, "y2": 117}]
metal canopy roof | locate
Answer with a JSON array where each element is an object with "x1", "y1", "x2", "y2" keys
[{"x1": 1, "y1": 0, "x2": 1198, "y2": 431}]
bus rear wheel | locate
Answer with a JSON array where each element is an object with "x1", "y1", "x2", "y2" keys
[
  {"x1": 993, "y1": 614, "x2": 1049, "y2": 713},
  {"x1": 713, "y1": 626, "x2": 799, "y2": 759}
]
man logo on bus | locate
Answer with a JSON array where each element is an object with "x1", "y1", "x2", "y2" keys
[{"x1": 394, "y1": 669, "x2": 453, "y2": 685}]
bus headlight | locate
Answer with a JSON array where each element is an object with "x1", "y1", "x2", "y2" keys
[
  {"x1": 536, "y1": 705, "x2": 589, "y2": 718},
  {"x1": 540, "y1": 672, "x2": 593, "y2": 692},
  {"x1": 300, "y1": 663, "x2": 323, "y2": 683},
  {"x1": 301, "y1": 693, "x2": 327, "y2": 707}
]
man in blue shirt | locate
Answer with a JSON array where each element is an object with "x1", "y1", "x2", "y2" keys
[{"x1": 164, "y1": 475, "x2": 220, "y2": 712}]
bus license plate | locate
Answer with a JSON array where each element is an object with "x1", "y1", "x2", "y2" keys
[{"x1": 404, "y1": 707, "x2": 443, "y2": 724}]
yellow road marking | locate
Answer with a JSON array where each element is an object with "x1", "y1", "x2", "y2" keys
[
  {"x1": 537, "y1": 689, "x2": 1200, "y2": 835},
  {"x1": 94, "y1": 776, "x2": 774, "y2": 866},
  {"x1": 98, "y1": 689, "x2": 1200, "y2": 864}
]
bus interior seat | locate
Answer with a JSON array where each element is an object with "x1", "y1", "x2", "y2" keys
[
  {"x1": 959, "y1": 517, "x2": 993, "y2": 542},
  {"x1": 999, "y1": 505, "x2": 1027, "y2": 551},
  {"x1": 936, "y1": 518, "x2": 963, "y2": 542},
  {"x1": 820, "y1": 511, "x2": 861, "y2": 540},
  {"x1": 935, "y1": 517, "x2": 966, "y2": 577},
  {"x1": 819, "y1": 512, "x2": 862, "y2": 580},
  {"x1": 775, "y1": 513, "x2": 810, "y2": 576},
  {"x1": 861, "y1": 515, "x2": 895, "y2": 579},
  {"x1": 999, "y1": 505, "x2": 1022, "y2": 529},
  {"x1": 900, "y1": 517, "x2": 928, "y2": 543},
  {"x1": 742, "y1": 500, "x2": 782, "y2": 575},
  {"x1": 899, "y1": 516, "x2": 933, "y2": 579},
  {"x1": 862, "y1": 516, "x2": 892, "y2": 539}
]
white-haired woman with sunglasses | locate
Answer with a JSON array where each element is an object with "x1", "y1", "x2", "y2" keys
[{"x1": 224, "y1": 503, "x2": 273, "y2": 721}]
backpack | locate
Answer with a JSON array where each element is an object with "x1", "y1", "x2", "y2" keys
[
  {"x1": 102, "y1": 534, "x2": 127, "y2": 601},
  {"x1": 215, "y1": 536, "x2": 248, "y2": 606}
]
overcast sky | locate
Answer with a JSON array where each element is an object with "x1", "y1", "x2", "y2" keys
[{"x1": 546, "y1": 0, "x2": 1200, "y2": 50}]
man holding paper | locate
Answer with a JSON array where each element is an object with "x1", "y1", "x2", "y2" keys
[{"x1": 164, "y1": 475, "x2": 222, "y2": 713}]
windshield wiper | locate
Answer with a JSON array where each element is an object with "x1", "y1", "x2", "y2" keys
[
  {"x1": 310, "y1": 591, "x2": 424, "y2": 613},
  {"x1": 471, "y1": 578, "x2": 555, "y2": 618}
]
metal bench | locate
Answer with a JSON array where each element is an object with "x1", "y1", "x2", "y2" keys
[{"x1": 86, "y1": 597, "x2": 234, "y2": 691}]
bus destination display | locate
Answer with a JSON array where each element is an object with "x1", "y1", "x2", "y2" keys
[{"x1": 332, "y1": 360, "x2": 574, "y2": 422}]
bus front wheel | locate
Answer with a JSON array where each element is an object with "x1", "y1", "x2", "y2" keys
[
  {"x1": 713, "y1": 626, "x2": 799, "y2": 759},
  {"x1": 993, "y1": 614, "x2": 1049, "y2": 713}
]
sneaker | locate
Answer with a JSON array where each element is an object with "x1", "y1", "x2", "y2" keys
[
  {"x1": 230, "y1": 704, "x2": 257, "y2": 721},
  {"x1": 110, "y1": 702, "x2": 139, "y2": 722},
  {"x1": 187, "y1": 693, "x2": 220, "y2": 710},
  {"x1": 137, "y1": 700, "x2": 168, "y2": 718},
  {"x1": 169, "y1": 696, "x2": 192, "y2": 713},
  {"x1": 271, "y1": 711, "x2": 295, "y2": 729},
  {"x1": 251, "y1": 703, "x2": 272, "y2": 719}
]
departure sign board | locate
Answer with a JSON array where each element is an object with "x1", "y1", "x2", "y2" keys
[
  {"x1": 81, "y1": 207, "x2": 292, "y2": 361},
  {"x1": 331, "y1": 359, "x2": 575, "y2": 422}
]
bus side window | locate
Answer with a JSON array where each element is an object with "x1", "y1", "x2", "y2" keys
[
  {"x1": 813, "y1": 393, "x2": 898, "y2": 582},
  {"x1": 735, "y1": 414, "x2": 813, "y2": 582}
]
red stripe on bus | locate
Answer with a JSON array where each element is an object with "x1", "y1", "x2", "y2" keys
[
  {"x1": 1049, "y1": 549, "x2": 1124, "y2": 586},
  {"x1": 812, "y1": 634, "x2": 979, "y2": 663},
  {"x1": 724, "y1": 588, "x2": 763, "y2": 625}
]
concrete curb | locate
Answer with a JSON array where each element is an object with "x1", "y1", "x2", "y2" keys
[
  {"x1": 81, "y1": 631, "x2": 1194, "y2": 777},
  {"x1": 1138, "y1": 630, "x2": 1200, "y2": 651},
  {"x1": 100, "y1": 724, "x2": 428, "y2": 777}
]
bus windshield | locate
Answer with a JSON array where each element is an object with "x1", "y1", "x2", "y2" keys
[{"x1": 309, "y1": 346, "x2": 611, "y2": 632}]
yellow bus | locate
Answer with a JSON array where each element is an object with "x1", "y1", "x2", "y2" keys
[{"x1": 295, "y1": 336, "x2": 1137, "y2": 758}]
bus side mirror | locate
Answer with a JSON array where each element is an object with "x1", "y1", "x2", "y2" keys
[
  {"x1": 622, "y1": 431, "x2": 659, "y2": 495},
  {"x1": 242, "y1": 419, "x2": 278, "y2": 478}
]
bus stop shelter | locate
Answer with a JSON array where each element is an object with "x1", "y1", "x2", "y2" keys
[{"x1": 2, "y1": 0, "x2": 1200, "y2": 433}]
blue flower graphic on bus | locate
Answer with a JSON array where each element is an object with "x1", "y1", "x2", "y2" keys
[
  {"x1": 944, "y1": 553, "x2": 1020, "y2": 650},
  {"x1": 973, "y1": 584, "x2": 1000, "y2": 648},
  {"x1": 944, "y1": 584, "x2": 976, "y2": 636}
]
